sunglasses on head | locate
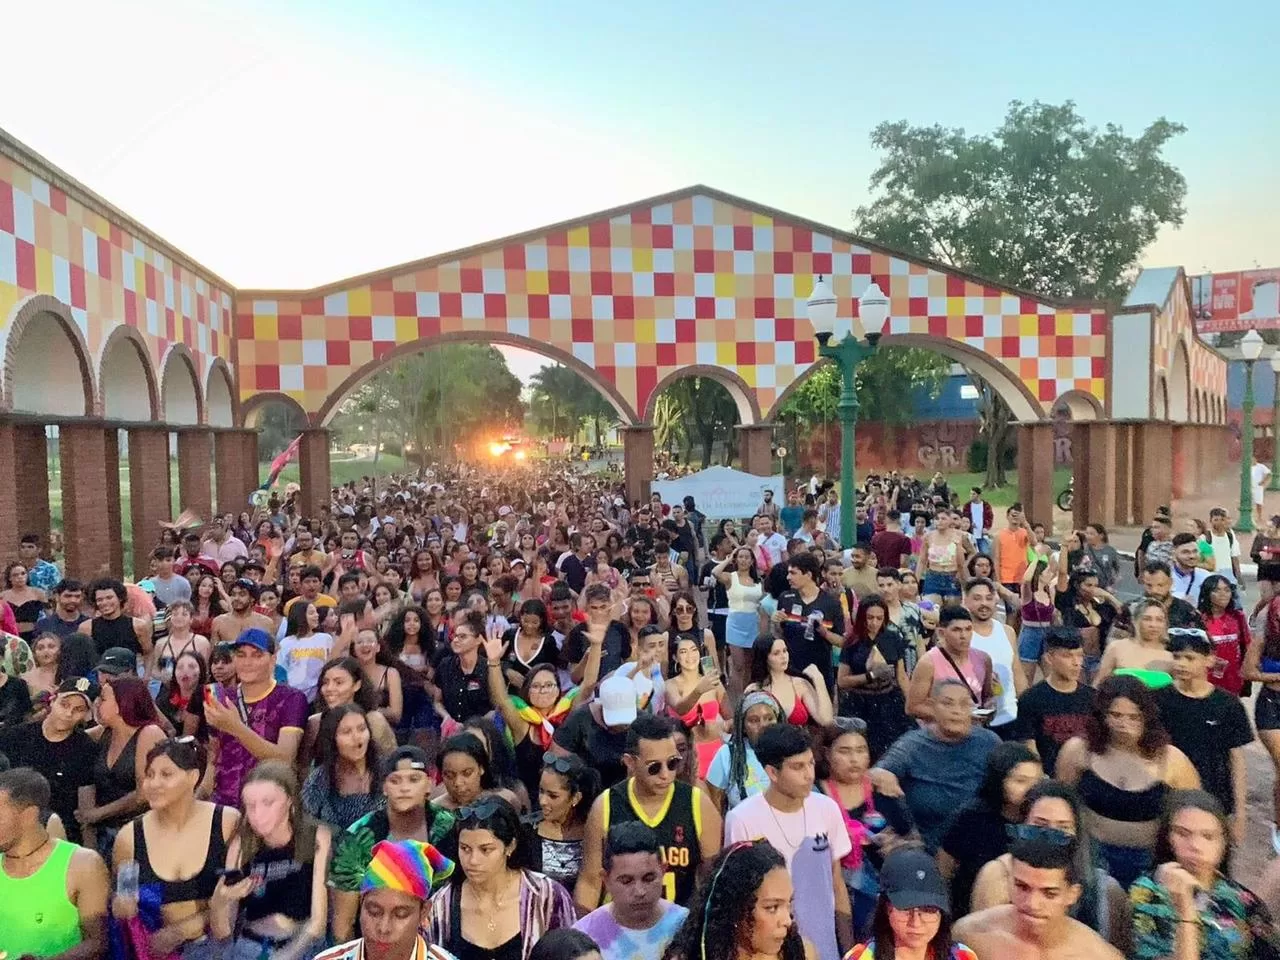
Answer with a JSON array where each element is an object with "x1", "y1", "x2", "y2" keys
[
  {"x1": 1007, "y1": 824, "x2": 1074, "y2": 846},
  {"x1": 457, "y1": 797, "x2": 507, "y2": 823},
  {"x1": 542, "y1": 752, "x2": 577, "y2": 774},
  {"x1": 833, "y1": 716, "x2": 868, "y2": 734}
]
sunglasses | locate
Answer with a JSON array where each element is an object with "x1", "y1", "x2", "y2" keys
[
  {"x1": 542, "y1": 752, "x2": 578, "y2": 774},
  {"x1": 833, "y1": 716, "x2": 868, "y2": 734},
  {"x1": 637, "y1": 756, "x2": 683, "y2": 777},
  {"x1": 457, "y1": 797, "x2": 507, "y2": 823},
  {"x1": 1007, "y1": 824, "x2": 1074, "y2": 846}
]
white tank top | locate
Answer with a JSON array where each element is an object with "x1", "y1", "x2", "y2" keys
[
  {"x1": 727, "y1": 571, "x2": 764, "y2": 613},
  {"x1": 969, "y1": 619, "x2": 1017, "y2": 727}
]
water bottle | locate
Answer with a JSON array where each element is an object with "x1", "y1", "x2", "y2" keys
[
  {"x1": 117, "y1": 859, "x2": 140, "y2": 901},
  {"x1": 803, "y1": 615, "x2": 815, "y2": 642}
]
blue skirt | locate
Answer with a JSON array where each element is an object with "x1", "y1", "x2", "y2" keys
[{"x1": 726, "y1": 610, "x2": 758, "y2": 648}]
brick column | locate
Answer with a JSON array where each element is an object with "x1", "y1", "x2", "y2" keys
[
  {"x1": 1111, "y1": 423, "x2": 1134, "y2": 526},
  {"x1": 737, "y1": 424, "x2": 776, "y2": 476},
  {"x1": 620, "y1": 426, "x2": 655, "y2": 507},
  {"x1": 1132, "y1": 422, "x2": 1174, "y2": 522},
  {"x1": 128, "y1": 426, "x2": 172, "y2": 576},
  {"x1": 1072, "y1": 422, "x2": 1118, "y2": 529},
  {"x1": 1016, "y1": 422, "x2": 1056, "y2": 532},
  {"x1": 215, "y1": 428, "x2": 260, "y2": 515},
  {"x1": 0, "y1": 422, "x2": 18, "y2": 559},
  {"x1": 297, "y1": 428, "x2": 332, "y2": 521},
  {"x1": 176, "y1": 427, "x2": 214, "y2": 520},
  {"x1": 14, "y1": 424, "x2": 52, "y2": 545},
  {"x1": 103, "y1": 429, "x2": 124, "y2": 577},
  {"x1": 60, "y1": 423, "x2": 113, "y2": 578}
]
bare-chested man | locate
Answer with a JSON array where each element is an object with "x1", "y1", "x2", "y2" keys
[
  {"x1": 955, "y1": 836, "x2": 1122, "y2": 960},
  {"x1": 210, "y1": 578, "x2": 273, "y2": 644}
]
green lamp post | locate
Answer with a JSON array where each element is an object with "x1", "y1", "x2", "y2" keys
[
  {"x1": 806, "y1": 276, "x2": 889, "y2": 548},
  {"x1": 1238, "y1": 329, "x2": 1264, "y2": 533},
  {"x1": 1269, "y1": 349, "x2": 1280, "y2": 491}
]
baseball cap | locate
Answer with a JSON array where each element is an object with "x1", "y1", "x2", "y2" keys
[
  {"x1": 498, "y1": 505, "x2": 512, "y2": 517},
  {"x1": 234, "y1": 627, "x2": 276, "y2": 654},
  {"x1": 598, "y1": 673, "x2": 638, "y2": 727},
  {"x1": 879, "y1": 848, "x2": 950, "y2": 915},
  {"x1": 56, "y1": 676, "x2": 101, "y2": 706},
  {"x1": 97, "y1": 647, "x2": 138, "y2": 677}
]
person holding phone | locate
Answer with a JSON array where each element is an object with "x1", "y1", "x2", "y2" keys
[{"x1": 665, "y1": 635, "x2": 727, "y2": 778}]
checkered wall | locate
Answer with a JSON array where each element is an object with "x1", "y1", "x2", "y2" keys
[
  {"x1": 0, "y1": 150, "x2": 234, "y2": 399},
  {"x1": 1153, "y1": 271, "x2": 1228, "y2": 421},
  {"x1": 235, "y1": 191, "x2": 1110, "y2": 424}
]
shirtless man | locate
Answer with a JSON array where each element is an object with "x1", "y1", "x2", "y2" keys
[
  {"x1": 955, "y1": 836, "x2": 1122, "y2": 960},
  {"x1": 1095, "y1": 597, "x2": 1174, "y2": 684},
  {"x1": 210, "y1": 578, "x2": 274, "y2": 645}
]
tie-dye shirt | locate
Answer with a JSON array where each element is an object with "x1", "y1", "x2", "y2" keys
[
  {"x1": 573, "y1": 901, "x2": 688, "y2": 960},
  {"x1": 211, "y1": 681, "x2": 308, "y2": 805}
]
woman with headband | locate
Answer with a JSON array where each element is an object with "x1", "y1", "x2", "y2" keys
[
  {"x1": 704, "y1": 691, "x2": 783, "y2": 814},
  {"x1": 661, "y1": 841, "x2": 805, "y2": 960}
]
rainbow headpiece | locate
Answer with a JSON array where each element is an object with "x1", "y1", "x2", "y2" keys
[{"x1": 360, "y1": 840, "x2": 455, "y2": 900}]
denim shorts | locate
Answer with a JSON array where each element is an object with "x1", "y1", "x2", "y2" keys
[
  {"x1": 922, "y1": 572, "x2": 961, "y2": 598},
  {"x1": 1018, "y1": 624, "x2": 1052, "y2": 663}
]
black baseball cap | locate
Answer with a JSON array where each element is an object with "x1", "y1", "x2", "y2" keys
[
  {"x1": 231, "y1": 578, "x2": 260, "y2": 600},
  {"x1": 56, "y1": 676, "x2": 101, "y2": 705},
  {"x1": 879, "y1": 848, "x2": 950, "y2": 915},
  {"x1": 96, "y1": 647, "x2": 138, "y2": 677}
]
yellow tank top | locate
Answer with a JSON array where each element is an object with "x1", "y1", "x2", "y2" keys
[{"x1": 0, "y1": 838, "x2": 83, "y2": 957}]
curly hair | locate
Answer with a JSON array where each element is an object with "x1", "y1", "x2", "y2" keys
[
  {"x1": 1085, "y1": 675, "x2": 1170, "y2": 758},
  {"x1": 662, "y1": 841, "x2": 804, "y2": 960}
]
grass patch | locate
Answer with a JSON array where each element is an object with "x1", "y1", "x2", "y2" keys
[{"x1": 937, "y1": 468, "x2": 1072, "y2": 509}]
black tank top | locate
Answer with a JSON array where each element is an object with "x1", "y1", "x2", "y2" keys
[
  {"x1": 242, "y1": 835, "x2": 316, "y2": 923},
  {"x1": 135, "y1": 804, "x2": 230, "y2": 903},
  {"x1": 93, "y1": 727, "x2": 142, "y2": 829},
  {"x1": 91, "y1": 615, "x2": 139, "y2": 657},
  {"x1": 603, "y1": 779, "x2": 702, "y2": 904},
  {"x1": 11, "y1": 599, "x2": 45, "y2": 639}
]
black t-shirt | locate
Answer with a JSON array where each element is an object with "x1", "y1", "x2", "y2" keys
[
  {"x1": 433, "y1": 655, "x2": 493, "y2": 722},
  {"x1": 764, "y1": 563, "x2": 791, "y2": 601},
  {"x1": 565, "y1": 621, "x2": 631, "y2": 678},
  {"x1": 700, "y1": 560, "x2": 729, "y2": 612},
  {"x1": 1156, "y1": 686, "x2": 1253, "y2": 813},
  {"x1": 940, "y1": 806, "x2": 1011, "y2": 915},
  {"x1": 499, "y1": 628, "x2": 561, "y2": 689},
  {"x1": 552, "y1": 704, "x2": 629, "y2": 788},
  {"x1": 559, "y1": 554, "x2": 588, "y2": 594},
  {"x1": 0, "y1": 722, "x2": 95, "y2": 843},
  {"x1": 612, "y1": 558, "x2": 640, "y2": 582},
  {"x1": 0, "y1": 676, "x2": 32, "y2": 729},
  {"x1": 839, "y1": 626, "x2": 905, "y2": 675},
  {"x1": 776, "y1": 588, "x2": 845, "y2": 684},
  {"x1": 1016, "y1": 681, "x2": 1094, "y2": 776},
  {"x1": 662, "y1": 519, "x2": 698, "y2": 559}
]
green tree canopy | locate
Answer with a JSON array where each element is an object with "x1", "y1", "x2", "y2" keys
[{"x1": 527, "y1": 364, "x2": 620, "y2": 444}]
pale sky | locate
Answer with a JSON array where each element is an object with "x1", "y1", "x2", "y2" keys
[{"x1": 4, "y1": 0, "x2": 1277, "y2": 383}]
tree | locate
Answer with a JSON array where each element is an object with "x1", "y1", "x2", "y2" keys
[
  {"x1": 647, "y1": 377, "x2": 738, "y2": 467},
  {"x1": 527, "y1": 364, "x2": 620, "y2": 445},
  {"x1": 854, "y1": 99, "x2": 1187, "y2": 484}
]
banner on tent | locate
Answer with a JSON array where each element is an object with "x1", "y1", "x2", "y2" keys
[{"x1": 652, "y1": 466, "x2": 787, "y2": 519}]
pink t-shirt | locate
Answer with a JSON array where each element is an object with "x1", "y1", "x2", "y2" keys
[{"x1": 924, "y1": 645, "x2": 986, "y2": 702}]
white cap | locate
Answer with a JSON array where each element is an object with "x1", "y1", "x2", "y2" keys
[{"x1": 599, "y1": 673, "x2": 638, "y2": 727}]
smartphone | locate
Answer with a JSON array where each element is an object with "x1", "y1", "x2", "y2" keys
[
  {"x1": 700, "y1": 655, "x2": 717, "y2": 676},
  {"x1": 217, "y1": 867, "x2": 247, "y2": 885},
  {"x1": 971, "y1": 707, "x2": 995, "y2": 721}
]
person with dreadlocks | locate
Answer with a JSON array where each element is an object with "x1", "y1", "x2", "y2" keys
[
  {"x1": 661, "y1": 841, "x2": 808, "y2": 960},
  {"x1": 704, "y1": 690, "x2": 784, "y2": 814},
  {"x1": 314, "y1": 838, "x2": 458, "y2": 960}
]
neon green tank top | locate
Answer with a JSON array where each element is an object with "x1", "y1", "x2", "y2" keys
[{"x1": 0, "y1": 838, "x2": 83, "y2": 957}]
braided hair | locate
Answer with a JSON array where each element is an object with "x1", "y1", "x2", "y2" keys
[{"x1": 726, "y1": 691, "x2": 783, "y2": 806}]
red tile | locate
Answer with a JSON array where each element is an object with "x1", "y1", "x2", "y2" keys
[
  {"x1": 754, "y1": 297, "x2": 774, "y2": 318},
  {"x1": 545, "y1": 229, "x2": 569, "y2": 247},
  {"x1": 631, "y1": 206, "x2": 652, "y2": 225},
  {"x1": 1039, "y1": 315, "x2": 1056, "y2": 337},
  {"x1": 572, "y1": 317, "x2": 593, "y2": 342},
  {"x1": 652, "y1": 225, "x2": 673, "y2": 248},
  {"x1": 393, "y1": 292, "x2": 417, "y2": 316},
  {"x1": 733, "y1": 225, "x2": 754, "y2": 250},
  {"x1": 773, "y1": 251, "x2": 793, "y2": 274},
  {"x1": 349, "y1": 316, "x2": 373, "y2": 340},
  {"x1": 792, "y1": 230, "x2": 812, "y2": 253},
  {"x1": 947, "y1": 275, "x2": 966, "y2": 297},
  {"x1": 302, "y1": 297, "x2": 325, "y2": 314},
  {"x1": 654, "y1": 273, "x2": 675, "y2": 296},
  {"x1": 124, "y1": 290, "x2": 137, "y2": 325},
  {"x1": 1092, "y1": 356, "x2": 1106, "y2": 377},
  {"x1": 0, "y1": 182, "x2": 12, "y2": 233},
  {"x1": 278, "y1": 315, "x2": 302, "y2": 340},
  {"x1": 484, "y1": 293, "x2": 507, "y2": 318},
  {"x1": 614, "y1": 296, "x2": 635, "y2": 320},
  {"x1": 528, "y1": 294, "x2": 550, "y2": 320},
  {"x1": 235, "y1": 314, "x2": 256, "y2": 339},
  {"x1": 256, "y1": 366, "x2": 280, "y2": 390},
  {"x1": 775, "y1": 317, "x2": 795, "y2": 341},
  {"x1": 1000, "y1": 336, "x2": 1020, "y2": 356},
  {"x1": 97, "y1": 237, "x2": 112, "y2": 279},
  {"x1": 327, "y1": 340, "x2": 350, "y2": 365},
  {"x1": 656, "y1": 343, "x2": 677, "y2": 365},
  {"x1": 909, "y1": 297, "x2": 928, "y2": 316},
  {"x1": 371, "y1": 276, "x2": 394, "y2": 293},
  {"x1": 591, "y1": 271, "x2": 612, "y2": 295},
  {"x1": 964, "y1": 315, "x2": 983, "y2": 338},
  {"x1": 14, "y1": 239, "x2": 35, "y2": 289},
  {"x1": 373, "y1": 341, "x2": 395, "y2": 360},
  {"x1": 460, "y1": 267, "x2": 483, "y2": 292},
  {"x1": 144, "y1": 265, "x2": 157, "y2": 301},
  {"x1": 676, "y1": 318, "x2": 697, "y2": 342},
  {"x1": 439, "y1": 293, "x2": 462, "y2": 318},
  {"x1": 927, "y1": 316, "x2": 949, "y2": 337},
  {"x1": 69, "y1": 263, "x2": 86, "y2": 309},
  {"x1": 589, "y1": 221, "x2": 611, "y2": 247},
  {"x1": 794, "y1": 340, "x2": 815, "y2": 364},
  {"x1": 693, "y1": 249, "x2": 715, "y2": 273},
  {"x1": 636, "y1": 367, "x2": 657, "y2": 409},
  {"x1": 49, "y1": 186, "x2": 67, "y2": 214},
  {"x1": 695, "y1": 297, "x2": 715, "y2": 319},
  {"x1": 418, "y1": 317, "x2": 441, "y2": 339},
  {"x1": 504, "y1": 245, "x2": 525, "y2": 270},
  {"x1": 852, "y1": 253, "x2": 872, "y2": 275},
  {"x1": 1038, "y1": 380, "x2": 1056, "y2": 400},
  {"x1": 549, "y1": 271, "x2": 571, "y2": 295},
  {"x1": 1055, "y1": 335, "x2": 1075, "y2": 356},
  {"x1": 812, "y1": 252, "x2": 832, "y2": 274},
  {"x1": 737, "y1": 342, "x2": 756, "y2": 365}
]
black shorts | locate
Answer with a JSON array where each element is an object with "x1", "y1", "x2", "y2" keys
[{"x1": 1257, "y1": 687, "x2": 1280, "y2": 731}]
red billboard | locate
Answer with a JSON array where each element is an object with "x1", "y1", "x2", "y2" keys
[{"x1": 1191, "y1": 269, "x2": 1280, "y2": 332}]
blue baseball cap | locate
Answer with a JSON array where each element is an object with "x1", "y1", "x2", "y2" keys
[{"x1": 234, "y1": 627, "x2": 275, "y2": 654}]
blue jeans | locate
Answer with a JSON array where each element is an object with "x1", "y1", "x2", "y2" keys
[{"x1": 1096, "y1": 840, "x2": 1152, "y2": 890}]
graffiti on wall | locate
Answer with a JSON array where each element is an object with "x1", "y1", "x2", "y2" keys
[{"x1": 915, "y1": 421, "x2": 979, "y2": 470}]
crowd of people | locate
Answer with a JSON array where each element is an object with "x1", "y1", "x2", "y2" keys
[{"x1": 1, "y1": 458, "x2": 1280, "y2": 960}]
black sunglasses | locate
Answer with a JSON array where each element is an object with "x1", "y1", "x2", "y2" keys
[
  {"x1": 1007, "y1": 824, "x2": 1074, "y2": 846},
  {"x1": 457, "y1": 797, "x2": 507, "y2": 823},
  {"x1": 641, "y1": 757, "x2": 683, "y2": 777},
  {"x1": 542, "y1": 752, "x2": 577, "y2": 774}
]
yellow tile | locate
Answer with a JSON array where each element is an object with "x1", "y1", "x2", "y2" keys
[
  {"x1": 946, "y1": 297, "x2": 966, "y2": 316},
  {"x1": 347, "y1": 287, "x2": 373, "y2": 315},
  {"x1": 254, "y1": 315, "x2": 278, "y2": 340},
  {"x1": 739, "y1": 365, "x2": 757, "y2": 387},
  {"x1": 396, "y1": 316, "x2": 418, "y2": 341},
  {"x1": 527, "y1": 271, "x2": 549, "y2": 295},
  {"x1": 567, "y1": 226, "x2": 590, "y2": 247},
  {"x1": 635, "y1": 318, "x2": 656, "y2": 343},
  {"x1": 632, "y1": 248, "x2": 653, "y2": 272},
  {"x1": 714, "y1": 273, "x2": 736, "y2": 297},
  {"x1": 1019, "y1": 315, "x2": 1039, "y2": 336},
  {"x1": 1055, "y1": 313, "x2": 1074, "y2": 335},
  {"x1": 751, "y1": 213, "x2": 772, "y2": 227},
  {"x1": 716, "y1": 341, "x2": 735, "y2": 365},
  {"x1": 35, "y1": 248, "x2": 53, "y2": 293},
  {"x1": 0, "y1": 280, "x2": 18, "y2": 327}
]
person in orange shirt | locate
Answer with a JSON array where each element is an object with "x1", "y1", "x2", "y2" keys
[{"x1": 991, "y1": 504, "x2": 1031, "y2": 630}]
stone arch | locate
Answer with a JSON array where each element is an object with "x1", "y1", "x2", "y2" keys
[
  {"x1": 1169, "y1": 338, "x2": 1191, "y2": 423},
  {"x1": 241, "y1": 391, "x2": 310, "y2": 429},
  {"x1": 1154, "y1": 375, "x2": 1169, "y2": 420},
  {"x1": 160, "y1": 343, "x2": 203, "y2": 426},
  {"x1": 205, "y1": 358, "x2": 237, "y2": 428},
  {"x1": 97, "y1": 324, "x2": 159, "y2": 421},
  {"x1": 313, "y1": 331, "x2": 639, "y2": 427},
  {"x1": 0, "y1": 294, "x2": 96, "y2": 416},
  {"x1": 642, "y1": 365, "x2": 760, "y2": 425},
  {"x1": 1051, "y1": 389, "x2": 1103, "y2": 421},
  {"x1": 770, "y1": 332, "x2": 1046, "y2": 423}
]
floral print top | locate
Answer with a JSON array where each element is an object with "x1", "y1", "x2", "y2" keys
[
  {"x1": 1131, "y1": 872, "x2": 1280, "y2": 960},
  {"x1": 844, "y1": 942, "x2": 977, "y2": 960}
]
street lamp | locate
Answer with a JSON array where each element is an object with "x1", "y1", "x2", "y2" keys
[
  {"x1": 1238, "y1": 329, "x2": 1264, "y2": 532},
  {"x1": 1269, "y1": 348, "x2": 1280, "y2": 491},
  {"x1": 806, "y1": 276, "x2": 887, "y2": 548}
]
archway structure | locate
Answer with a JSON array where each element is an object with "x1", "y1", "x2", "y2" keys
[{"x1": 234, "y1": 187, "x2": 1113, "y2": 429}]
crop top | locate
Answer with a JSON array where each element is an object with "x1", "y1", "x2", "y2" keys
[{"x1": 135, "y1": 804, "x2": 230, "y2": 904}]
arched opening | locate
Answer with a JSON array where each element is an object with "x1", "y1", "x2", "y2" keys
[
  {"x1": 1052, "y1": 390, "x2": 1102, "y2": 422},
  {"x1": 1169, "y1": 339, "x2": 1191, "y2": 423},
  {"x1": 160, "y1": 346, "x2": 202, "y2": 426},
  {"x1": 98, "y1": 327, "x2": 158, "y2": 422},
  {"x1": 646, "y1": 372, "x2": 745, "y2": 472},
  {"x1": 1154, "y1": 375, "x2": 1169, "y2": 420},
  {"x1": 2, "y1": 300, "x2": 95, "y2": 417},
  {"x1": 206, "y1": 360, "x2": 236, "y2": 428}
]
